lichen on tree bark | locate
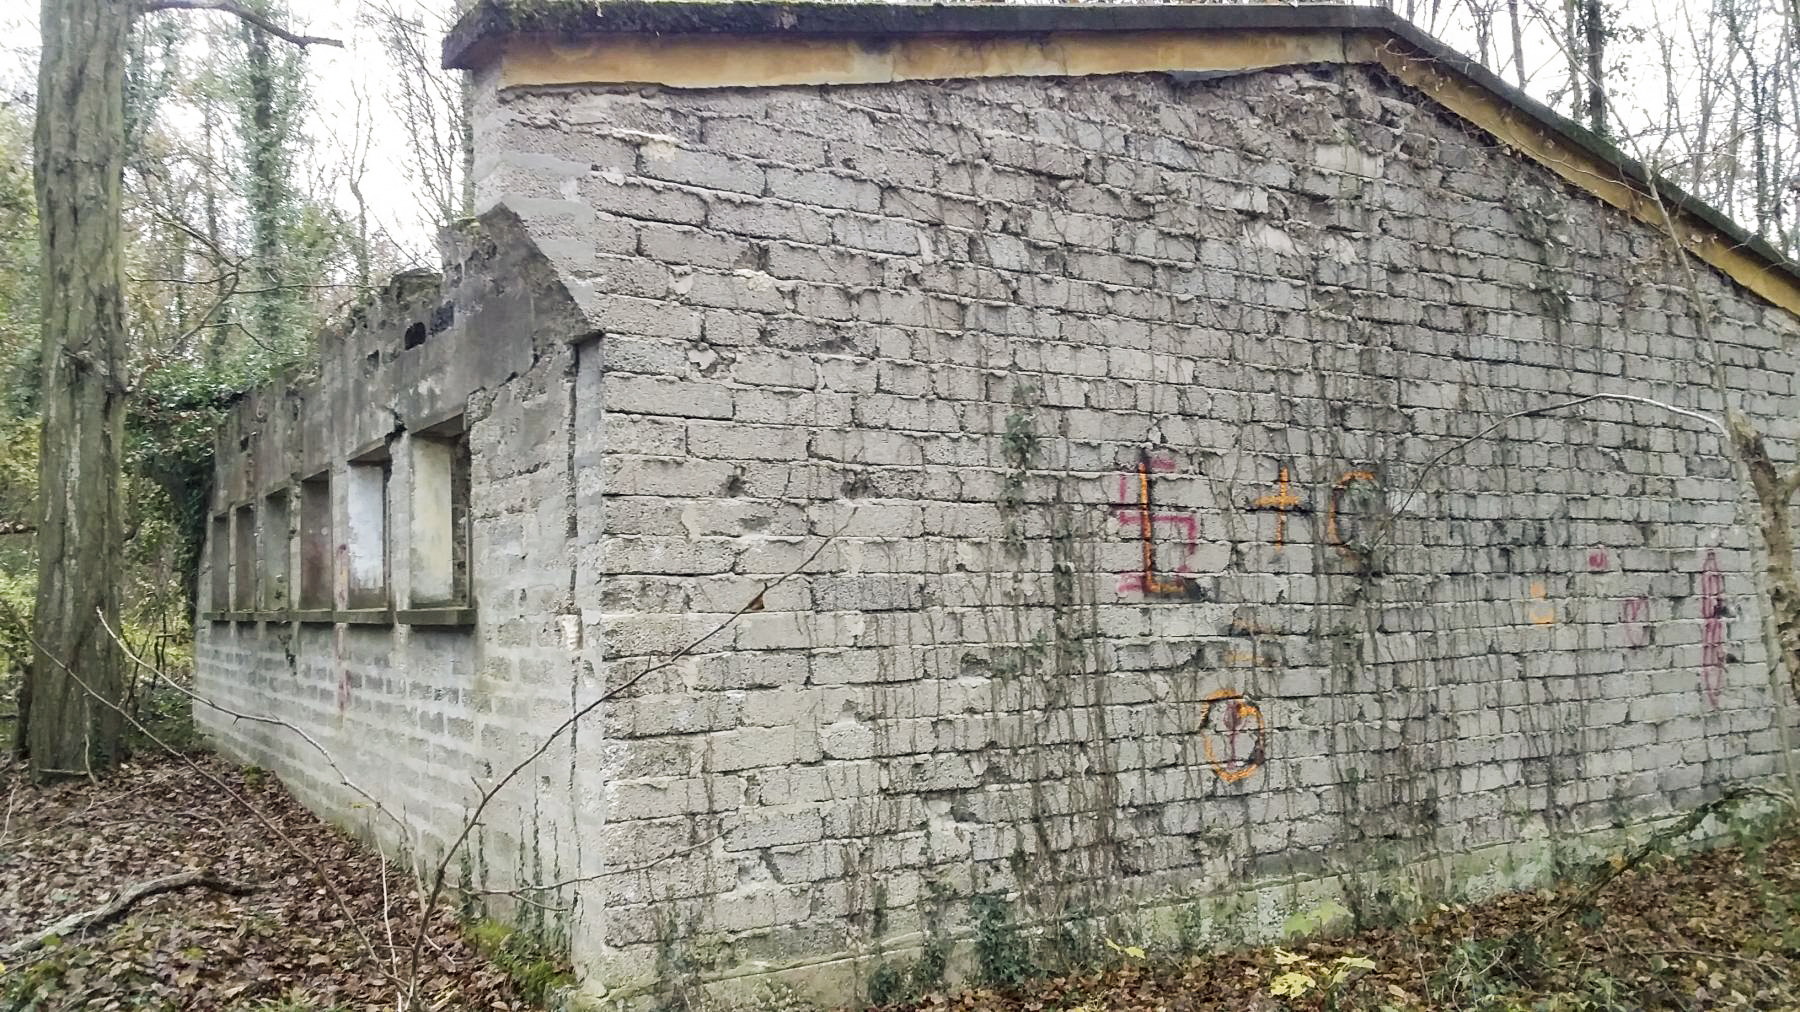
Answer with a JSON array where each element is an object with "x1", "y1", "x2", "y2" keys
[{"x1": 27, "y1": 0, "x2": 133, "y2": 777}]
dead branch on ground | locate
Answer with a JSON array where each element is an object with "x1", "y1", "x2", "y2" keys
[
  {"x1": 26, "y1": 622, "x2": 396, "y2": 985},
  {"x1": 3, "y1": 869, "x2": 259, "y2": 956}
]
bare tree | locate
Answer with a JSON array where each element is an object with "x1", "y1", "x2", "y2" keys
[
  {"x1": 1582, "y1": 0, "x2": 1607, "y2": 135},
  {"x1": 361, "y1": 0, "x2": 472, "y2": 231},
  {"x1": 24, "y1": 0, "x2": 337, "y2": 781}
]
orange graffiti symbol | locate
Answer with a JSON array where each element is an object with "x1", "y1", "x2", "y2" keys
[
  {"x1": 1137, "y1": 455, "x2": 1194, "y2": 597},
  {"x1": 1199, "y1": 689, "x2": 1267, "y2": 783},
  {"x1": 1326, "y1": 470, "x2": 1379, "y2": 559},
  {"x1": 1224, "y1": 648, "x2": 1278, "y2": 668},
  {"x1": 1528, "y1": 581, "x2": 1555, "y2": 625},
  {"x1": 1251, "y1": 466, "x2": 1304, "y2": 550}
]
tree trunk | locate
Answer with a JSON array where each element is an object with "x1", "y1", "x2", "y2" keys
[
  {"x1": 1583, "y1": 0, "x2": 1607, "y2": 136},
  {"x1": 243, "y1": 13, "x2": 284, "y2": 345},
  {"x1": 201, "y1": 97, "x2": 227, "y2": 369},
  {"x1": 1564, "y1": 0, "x2": 1586, "y2": 125},
  {"x1": 1508, "y1": 0, "x2": 1526, "y2": 89},
  {"x1": 29, "y1": 0, "x2": 131, "y2": 778}
]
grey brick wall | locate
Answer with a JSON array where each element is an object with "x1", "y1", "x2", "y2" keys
[
  {"x1": 478, "y1": 63, "x2": 1800, "y2": 999},
  {"x1": 194, "y1": 216, "x2": 607, "y2": 954},
  {"x1": 198, "y1": 58, "x2": 1800, "y2": 1008}
]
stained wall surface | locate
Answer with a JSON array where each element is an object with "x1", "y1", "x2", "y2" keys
[
  {"x1": 194, "y1": 214, "x2": 607, "y2": 942},
  {"x1": 199, "y1": 48, "x2": 1800, "y2": 1007}
]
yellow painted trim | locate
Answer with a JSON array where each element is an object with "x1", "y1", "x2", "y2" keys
[
  {"x1": 499, "y1": 30, "x2": 1347, "y2": 90},
  {"x1": 496, "y1": 27, "x2": 1800, "y2": 320}
]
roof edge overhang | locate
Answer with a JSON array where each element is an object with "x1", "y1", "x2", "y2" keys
[{"x1": 444, "y1": 1, "x2": 1800, "y2": 320}]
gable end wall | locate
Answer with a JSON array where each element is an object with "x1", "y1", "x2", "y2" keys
[{"x1": 475, "y1": 62, "x2": 1800, "y2": 1002}]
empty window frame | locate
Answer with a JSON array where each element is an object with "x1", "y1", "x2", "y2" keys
[
  {"x1": 231, "y1": 505, "x2": 256, "y2": 612},
  {"x1": 407, "y1": 425, "x2": 470, "y2": 608},
  {"x1": 262, "y1": 489, "x2": 291, "y2": 611},
  {"x1": 210, "y1": 514, "x2": 230, "y2": 614},
  {"x1": 345, "y1": 453, "x2": 391, "y2": 610},
  {"x1": 298, "y1": 472, "x2": 332, "y2": 610}
]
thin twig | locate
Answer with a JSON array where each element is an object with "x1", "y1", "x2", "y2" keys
[
  {"x1": 472, "y1": 831, "x2": 728, "y2": 898},
  {"x1": 99, "y1": 612, "x2": 408, "y2": 838},
  {"x1": 400, "y1": 527, "x2": 842, "y2": 1005},
  {"x1": 134, "y1": 0, "x2": 344, "y2": 47},
  {"x1": 0, "y1": 776, "x2": 18, "y2": 850},
  {"x1": 1371, "y1": 392, "x2": 1727, "y2": 553}
]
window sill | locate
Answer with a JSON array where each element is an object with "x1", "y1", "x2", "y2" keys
[
  {"x1": 398, "y1": 607, "x2": 477, "y2": 627},
  {"x1": 203, "y1": 608, "x2": 474, "y2": 628},
  {"x1": 337, "y1": 608, "x2": 394, "y2": 625}
]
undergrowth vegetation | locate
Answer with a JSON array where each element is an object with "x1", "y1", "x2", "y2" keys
[{"x1": 860, "y1": 801, "x2": 1800, "y2": 1012}]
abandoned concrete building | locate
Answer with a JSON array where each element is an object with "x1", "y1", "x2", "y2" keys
[{"x1": 194, "y1": 1, "x2": 1800, "y2": 1005}]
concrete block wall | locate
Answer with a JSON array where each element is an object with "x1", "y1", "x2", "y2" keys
[
  {"x1": 196, "y1": 50, "x2": 1800, "y2": 1008},
  {"x1": 470, "y1": 63, "x2": 1800, "y2": 999},
  {"x1": 194, "y1": 214, "x2": 607, "y2": 942}
]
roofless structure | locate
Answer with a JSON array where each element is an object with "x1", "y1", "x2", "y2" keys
[{"x1": 197, "y1": 3, "x2": 1800, "y2": 1006}]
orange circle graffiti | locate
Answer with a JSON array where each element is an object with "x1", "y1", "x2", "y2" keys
[{"x1": 1199, "y1": 689, "x2": 1267, "y2": 783}]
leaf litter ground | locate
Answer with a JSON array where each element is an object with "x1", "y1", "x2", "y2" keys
[
  {"x1": 1, "y1": 754, "x2": 550, "y2": 1011},
  {"x1": 4, "y1": 754, "x2": 1798, "y2": 1011}
]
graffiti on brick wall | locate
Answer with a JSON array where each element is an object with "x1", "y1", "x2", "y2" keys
[
  {"x1": 1527, "y1": 581, "x2": 1555, "y2": 626},
  {"x1": 1199, "y1": 689, "x2": 1266, "y2": 783},
  {"x1": 1224, "y1": 616, "x2": 1279, "y2": 668},
  {"x1": 1112, "y1": 456, "x2": 1384, "y2": 596},
  {"x1": 1700, "y1": 549, "x2": 1726, "y2": 706},
  {"x1": 1242, "y1": 464, "x2": 1379, "y2": 558},
  {"x1": 1622, "y1": 596, "x2": 1650, "y2": 647},
  {"x1": 1249, "y1": 465, "x2": 1307, "y2": 551},
  {"x1": 1114, "y1": 451, "x2": 1204, "y2": 599}
]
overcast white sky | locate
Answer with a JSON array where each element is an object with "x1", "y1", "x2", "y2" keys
[{"x1": 1, "y1": 0, "x2": 452, "y2": 263}]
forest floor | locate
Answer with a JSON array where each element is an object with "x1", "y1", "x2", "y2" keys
[
  {"x1": 0, "y1": 752, "x2": 557, "y2": 1011},
  {"x1": 2, "y1": 752, "x2": 1798, "y2": 1012}
]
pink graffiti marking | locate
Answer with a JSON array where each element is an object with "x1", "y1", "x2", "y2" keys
[
  {"x1": 1700, "y1": 550, "x2": 1726, "y2": 707},
  {"x1": 1113, "y1": 454, "x2": 1178, "y2": 503},
  {"x1": 1621, "y1": 596, "x2": 1650, "y2": 648},
  {"x1": 1587, "y1": 549, "x2": 1610, "y2": 572},
  {"x1": 1111, "y1": 451, "x2": 1203, "y2": 599}
]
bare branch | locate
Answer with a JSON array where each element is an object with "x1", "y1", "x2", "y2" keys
[
  {"x1": 4, "y1": 870, "x2": 259, "y2": 956},
  {"x1": 134, "y1": 0, "x2": 344, "y2": 48},
  {"x1": 1372, "y1": 392, "x2": 1730, "y2": 555},
  {"x1": 474, "y1": 830, "x2": 727, "y2": 899},
  {"x1": 99, "y1": 613, "x2": 410, "y2": 839},
  {"x1": 401, "y1": 525, "x2": 846, "y2": 1003}
]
